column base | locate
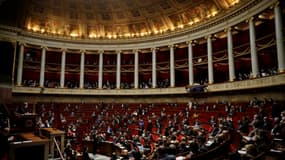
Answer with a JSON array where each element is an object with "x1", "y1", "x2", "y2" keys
[
  {"x1": 39, "y1": 87, "x2": 44, "y2": 93},
  {"x1": 229, "y1": 79, "x2": 235, "y2": 82},
  {"x1": 188, "y1": 83, "x2": 194, "y2": 86},
  {"x1": 208, "y1": 81, "x2": 214, "y2": 84},
  {"x1": 278, "y1": 69, "x2": 285, "y2": 73}
]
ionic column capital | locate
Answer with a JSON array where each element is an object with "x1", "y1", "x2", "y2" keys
[
  {"x1": 170, "y1": 44, "x2": 179, "y2": 48},
  {"x1": 41, "y1": 46, "x2": 47, "y2": 50},
  {"x1": 133, "y1": 49, "x2": 140, "y2": 53},
  {"x1": 272, "y1": 1, "x2": 280, "y2": 8},
  {"x1": 98, "y1": 50, "x2": 104, "y2": 54},
  {"x1": 18, "y1": 41, "x2": 26, "y2": 46},
  {"x1": 246, "y1": 17, "x2": 255, "y2": 23},
  {"x1": 151, "y1": 47, "x2": 158, "y2": 52},
  {"x1": 205, "y1": 34, "x2": 212, "y2": 39},
  {"x1": 224, "y1": 27, "x2": 232, "y2": 32},
  {"x1": 187, "y1": 40, "x2": 198, "y2": 46},
  {"x1": 168, "y1": 44, "x2": 174, "y2": 48},
  {"x1": 186, "y1": 40, "x2": 193, "y2": 45},
  {"x1": 61, "y1": 48, "x2": 67, "y2": 52}
]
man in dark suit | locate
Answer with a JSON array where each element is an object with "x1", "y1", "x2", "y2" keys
[{"x1": 15, "y1": 102, "x2": 29, "y2": 114}]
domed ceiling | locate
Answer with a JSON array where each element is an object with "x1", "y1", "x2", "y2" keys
[{"x1": 0, "y1": 0, "x2": 241, "y2": 39}]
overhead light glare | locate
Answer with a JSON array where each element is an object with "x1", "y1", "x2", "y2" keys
[
  {"x1": 70, "y1": 33, "x2": 78, "y2": 37},
  {"x1": 194, "y1": 18, "x2": 200, "y2": 23},
  {"x1": 188, "y1": 21, "x2": 194, "y2": 25},
  {"x1": 211, "y1": 11, "x2": 218, "y2": 16}
]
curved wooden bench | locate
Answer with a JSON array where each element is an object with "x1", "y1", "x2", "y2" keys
[{"x1": 150, "y1": 131, "x2": 231, "y2": 160}]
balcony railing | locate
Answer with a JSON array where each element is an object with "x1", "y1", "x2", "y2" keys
[{"x1": 12, "y1": 74, "x2": 285, "y2": 95}]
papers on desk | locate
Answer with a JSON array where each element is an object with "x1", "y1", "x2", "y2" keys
[
  {"x1": 242, "y1": 136, "x2": 253, "y2": 141},
  {"x1": 238, "y1": 148, "x2": 247, "y2": 155},
  {"x1": 270, "y1": 149, "x2": 283, "y2": 153},
  {"x1": 11, "y1": 140, "x2": 32, "y2": 144},
  {"x1": 238, "y1": 150, "x2": 247, "y2": 155},
  {"x1": 205, "y1": 140, "x2": 214, "y2": 147},
  {"x1": 8, "y1": 136, "x2": 15, "y2": 141},
  {"x1": 11, "y1": 141, "x2": 21, "y2": 144},
  {"x1": 24, "y1": 113, "x2": 33, "y2": 115},
  {"x1": 273, "y1": 138, "x2": 283, "y2": 142},
  {"x1": 176, "y1": 156, "x2": 185, "y2": 160}
]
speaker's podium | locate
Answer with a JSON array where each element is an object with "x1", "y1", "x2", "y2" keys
[
  {"x1": 8, "y1": 113, "x2": 50, "y2": 160},
  {"x1": 14, "y1": 113, "x2": 38, "y2": 132}
]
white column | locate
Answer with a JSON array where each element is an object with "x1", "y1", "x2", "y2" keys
[
  {"x1": 152, "y1": 48, "x2": 157, "y2": 88},
  {"x1": 134, "y1": 50, "x2": 139, "y2": 88},
  {"x1": 249, "y1": 17, "x2": 259, "y2": 78},
  {"x1": 274, "y1": 3, "x2": 285, "y2": 73},
  {"x1": 79, "y1": 50, "x2": 85, "y2": 89},
  {"x1": 60, "y1": 50, "x2": 66, "y2": 88},
  {"x1": 116, "y1": 51, "x2": 121, "y2": 89},
  {"x1": 227, "y1": 27, "x2": 236, "y2": 81},
  {"x1": 39, "y1": 46, "x2": 46, "y2": 87},
  {"x1": 98, "y1": 51, "x2": 103, "y2": 89},
  {"x1": 188, "y1": 41, "x2": 194, "y2": 85},
  {"x1": 207, "y1": 36, "x2": 214, "y2": 84},
  {"x1": 169, "y1": 45, "x2": 175, "y2": 87},
  {"x1": 16, "y1": 43, "x2": 24, "y2": 86}
]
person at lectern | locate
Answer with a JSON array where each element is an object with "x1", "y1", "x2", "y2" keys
[{"x1": 15, "y1": 102, "x2": 30, "y2": 115}]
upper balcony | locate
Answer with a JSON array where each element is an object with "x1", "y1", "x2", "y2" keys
[{"x1": 12, "y1": 74, "x2": 285, "y2": 95}]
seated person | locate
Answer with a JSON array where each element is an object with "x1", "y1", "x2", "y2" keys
[
  {"x1": 209, "y1": 123, "x2": 222, "y2": 137},
  {"x1": 271, "y1": 114, "x2": 285, "y2": 152},
  {"x1": 82, "y1": 146, "x2": 91, "y2": 160},
  {"x1": 121, "y1": 149, "x2": 130, "y2": 160},
  {"x1": 187, "y1": 141, "x2": 200, "y2": 157},
  {"x1": 64, "y1": 143, "x2": 73, "y2": 160},
  {"x1": 244, "y1": 144, "x2": 259, "y2": 159}
]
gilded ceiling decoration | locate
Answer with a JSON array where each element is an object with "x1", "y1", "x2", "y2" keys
[{"x1": 0, "y1": 0, "x2": 241, "y2": 39}]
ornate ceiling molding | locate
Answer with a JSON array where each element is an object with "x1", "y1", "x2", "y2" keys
[{"x1": 0, "y1": 0, "x2": 278, "y2": 51}]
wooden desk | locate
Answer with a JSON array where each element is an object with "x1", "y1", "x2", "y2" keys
[
  {"x1": 40, "y1": 128, "x2": 65, "y2": 158},
  {"x1": 9, "y1": 132, "x2": 49, "y2": 160},
  {"x1": 82, "y1": 140, "x2": 123, "y2": 156}
]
